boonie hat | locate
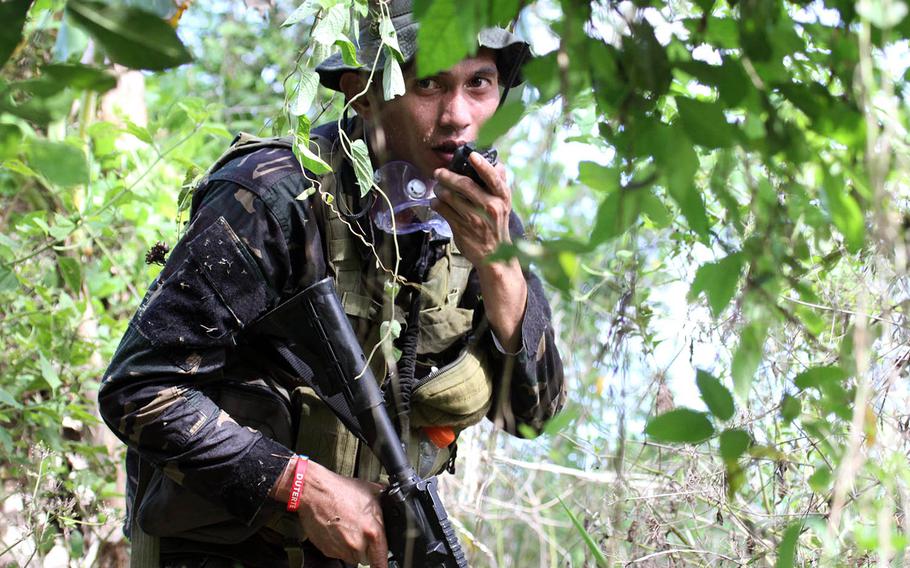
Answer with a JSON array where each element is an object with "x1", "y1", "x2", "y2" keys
[{"x1": 315, "y1": 0, "x2": 531, "y2": 91}]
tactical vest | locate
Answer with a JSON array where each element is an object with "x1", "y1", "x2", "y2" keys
[{"x1": 215, "y1": 125, "x2": 494, "y2": 482}]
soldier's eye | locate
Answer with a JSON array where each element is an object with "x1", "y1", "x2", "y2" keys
[{"x1": 416, "y1": 78, "x2": 439, "y2": 90}]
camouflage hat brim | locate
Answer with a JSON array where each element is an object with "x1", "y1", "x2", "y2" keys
[{"x1": 315, "y1": 7, "x2": 530, "y2": 91}]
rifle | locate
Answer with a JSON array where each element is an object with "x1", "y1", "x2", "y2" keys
[{"x1": 254, "y1": 277, "x2": 468, "y2": 568}]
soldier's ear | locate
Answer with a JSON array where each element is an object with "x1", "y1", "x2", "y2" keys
[{"x1": 339, "y1": 72, "x2": 374, "y2": 119}]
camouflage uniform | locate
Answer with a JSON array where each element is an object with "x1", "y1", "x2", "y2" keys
[{"x1": 98, "y1": 120, "x2": 566, "y2": 567}]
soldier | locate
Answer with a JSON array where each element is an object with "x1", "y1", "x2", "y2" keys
[{"x1": 99, "y1": 1, "x2": 566, "y2": 566}]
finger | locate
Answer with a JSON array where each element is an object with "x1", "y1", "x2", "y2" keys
[
  {"x1": 368, "y1": 533, "x2": 389, "y2": 568},
  {"x1": 434, "y1": 168, "x2": 490, "y2": 207},
  {"x1": 468, "y1": 152, "x2": 509, "y2": 200},
  {"x1": 432, "y1": 195, "x2": 489, "y2": 232}
]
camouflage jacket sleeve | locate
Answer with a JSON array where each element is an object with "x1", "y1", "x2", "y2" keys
[
  {"x1": 98, "y1": 153, "x2": 323, "y2": 523},
  {"x1": 469, "y1": 213, "x2": 567, "y2": 436}
]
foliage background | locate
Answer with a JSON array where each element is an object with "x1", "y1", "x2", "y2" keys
[{"x1": 1, "y1": 0, "x2": 909, "y2": 566}]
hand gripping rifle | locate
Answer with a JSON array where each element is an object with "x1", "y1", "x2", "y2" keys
[{"x1": 253, "y1": 277, "x2": 468, "y2": 568}]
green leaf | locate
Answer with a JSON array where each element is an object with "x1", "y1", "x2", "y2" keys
[
  {"x1": 822, "y1": 174, "x2": 864, "y2": 253},
  {"x1": 794, "y1": 366, "x2": 847, "y2": 390},
  {"x1": 0, "y1": 0, "x2": 31, "y2": 69},
  {"x1": 415, "y1": 0, "x2": 480, "y2": 78},
  {"x1": 696, "y1": 370, "x2": 735, "y2": 421},
  {"x1": 657, "y1": 125, "x2": 709, "y2": 237},
  {"x1": 349, "y1": 139, "x2": 374, "y2": 197},
  {"x1": 294, "y1": 136, "x2": 332, "y2": 175},
  {"x1": 719, "y1": 428, "x2": 751, "y2": 463},
  {"x1": 620, "y1": 21, "x2": 671, "y2": 97},
  {"x1": 41, "y1": 63, "x2": 117, "y2": 92},
  {"x1": 808, "y1": 465, "x2": 832, "y2": 492},
  {"x1": 379, "y1": 12, "x2": 402, "y2": 59},
  {"x1": 0, "y1": 124, "x2": 23, "y2": 160},
  {"x1": 645, "y1": 408, "x2": 715, "y2": 444},
  {"x1": 0, "y1": 428, "x2": 11, "y2": 455},
  {"x1": 676, "y1": 97, "x2": 738, "y2": 149},
  {"x1": 282, "y1": 2, "x2": 316, "y2": 27},
  {"x1": 27, "y1": 139, "x2": 88, "y2": 187},
  {"x1": 312, "y1": 4, "x2": 348, "y2": 46},
  {"x1": 0, "y1": 387, "x2": 21, "y2": 409},
  {"x1": 380, "y1": 319, "x2": 402, "y2": 339},
  {"x1": 780, "y1": 394, "x2": 801, "y2": 423},
  {"x1": 477, "y1": 101, "x2": 523, "y2": 147},
  {"x1": 66, "y1": 0, "x2": 193, "y2": 71},
  {"x1": 776, "y1": 522, "x2": 803, "y2": 568},
  {"x1": 335, "y1": 38, "x2": 361, "y2": 67},
  {"x1": 0, "y1": 265, "x2": 18, "y2": 292},
  {"x1": 124, "y1": 120, "x2": 153, "y2": 145},
  {"x1": 58, "y1": 256, "x2": 83, "y2": 292},
  {"x1": 589, "y1": 188, "x2": 643, "y2": 245},
  {"x1": 689, "y1": 252, "x2": 744, "y2": 317},
  {"x1": 558, "y1": 498, "x2": 608, "y2": 567},
  {"x1": 382, "y1": 54, "x2": 405, "y2": 101},
  {"x1": 290, "y1": 68, "x2": 319, "y2": 116},
  {"x1": 39, "y1": 354, "x2": 61, "y2": 393},
  {"x1": 695, "y1": 0, "x2": 716, "y2": 13},
  {"x1": 732, "y1": 321, "x2": 768, "y2": 399},
  {"x1": 542, "y1": 404, "x2": 578, "y2": 437}
]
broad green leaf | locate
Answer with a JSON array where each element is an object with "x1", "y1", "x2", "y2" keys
[
  {"x1": 48, "y1": 213, "x2": 76, "y2": 240},
  {"x1": 477, "y1": 101, "x2": 523, "y2": 147},
  {"x1": 808, "y1": 465, "x2": 832, "y2": 492},
  {"x1": 27, "y1": 139, "x2": 88, "y2": 187},
  {"x1": 290, "y1": 68, "x2": 319, "y2": 116},
  {"x1": 0, "y1": 0, "x2": 31, "y2": 69},
  {"x1": 732, "y1": 321, "x2": 768, "y2": 398},
  {"x1": 0, "y1": 387, "x2": 20, "y2": 409},
  {"x1": 58, "y1": 256, "x2": 83, "y2": 292},
  {"x1": 822, "y1": 174, "x2": 864, "y2": 253},
  {"x1": 124, "y1": 120, "x2": 153, "y2": 145},
  {"x1": 780, "y1": 394, "x2": 801, "y2": 423},
  {"x1": 776, "y1": 522, "x2": 803, "y2": 568},
  {"x1": 349, "y1": 139, "x2": 374, "y2": 197},
  {"x1": 66, "y1": 0, "x2": 193, "y2": 71},
  {"x1": 558, "y1": 498, "x2": 608, "y2": 567},
  {"x1": 589, "y1": 188, "x2": 643, "y2": 245},
  {"x1": 542, "y1": 404, "x2": 578, "y2": 437},
  {"x1": 620, "y1": 21, "x2": 671, "y2": 97},
  {"x1": 380, "y1": 319, "x2": 402, "y2": 339},
  {"x1": 696, "y1": 370, "x2": 735, "y2": 421},
  {"x1": 379, "y1": 12, "x2": 402, "y2": 60},
  {"x1": 0, "y1": 428, "x2": 11, "y2": 455},
  {"x1": 675, "y1": 59, "x2": 750, "y2": 107},
  {"x1": 282, "y1": 2, "x2": 316, "y2": 27},
  {"x1": 42, "y1": 63, "x2": 117, "y2": 92},
  {"x1": 689, "y1": 252, "x2": 744, "y2": 317},
  {"x1": 294, "y1": 137, "x2": 332, "y2": 175},
  {"x1": 645, "y1": 408, "x2": 714, "y2": 444},
  {"x1": 0, "y1": 123, "x2": 23, "y2": 160},
  {"x1": 312, "y1": 4, "x2": 348, "y2": 46},
  {"x1": 39, "y1": 354, "x2": 61, "y2": 393},
  {"x1": 415, "y1": 0, "x2": 480, "y2": 78},
  {"x1": 335, "y1": 38, "x2": 360, "y2": 67},
  {"x1": 719, "y1": 428, "x2": 751, "y2": 462},
  {"x1": 794, "y1": 366, "x2": 847, "y2": 390},
  {"x1": 382, "y1": 55, "x2": 405, "y2": 101},
  {"x1": 695, "y1": 0, "x2": 715, "y2": 13},
  {"x1": 0, "y1": 265, "x2": 17, "y2": 292},
  {"x1": 656, "y1": 125, "x2": 709, "y2": 237},
  {"x1": 676, "y1": 97, "x2": 738, "y2": 149}
]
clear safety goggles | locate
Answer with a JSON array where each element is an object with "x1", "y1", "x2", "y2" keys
[{"x1": 369, "y1": 161, "x2": 452, "y2": 238}]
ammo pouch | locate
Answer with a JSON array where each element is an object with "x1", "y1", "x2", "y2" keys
[{"x1": 135, "y1": 380, "x2": 298, "y2": 544}]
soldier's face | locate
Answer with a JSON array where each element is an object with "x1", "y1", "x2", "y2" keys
[{"x1": 371, "y1": 49, "x2": 501, "y2": 178}]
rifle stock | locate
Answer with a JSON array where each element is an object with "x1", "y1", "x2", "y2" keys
[{"x1": 255, "y1": 277, "x2": 468, "y2": 567}]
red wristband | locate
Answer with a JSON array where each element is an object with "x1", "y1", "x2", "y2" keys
[{"x1": 286, "y1": 455, "x2": 309, "y2": 513}]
